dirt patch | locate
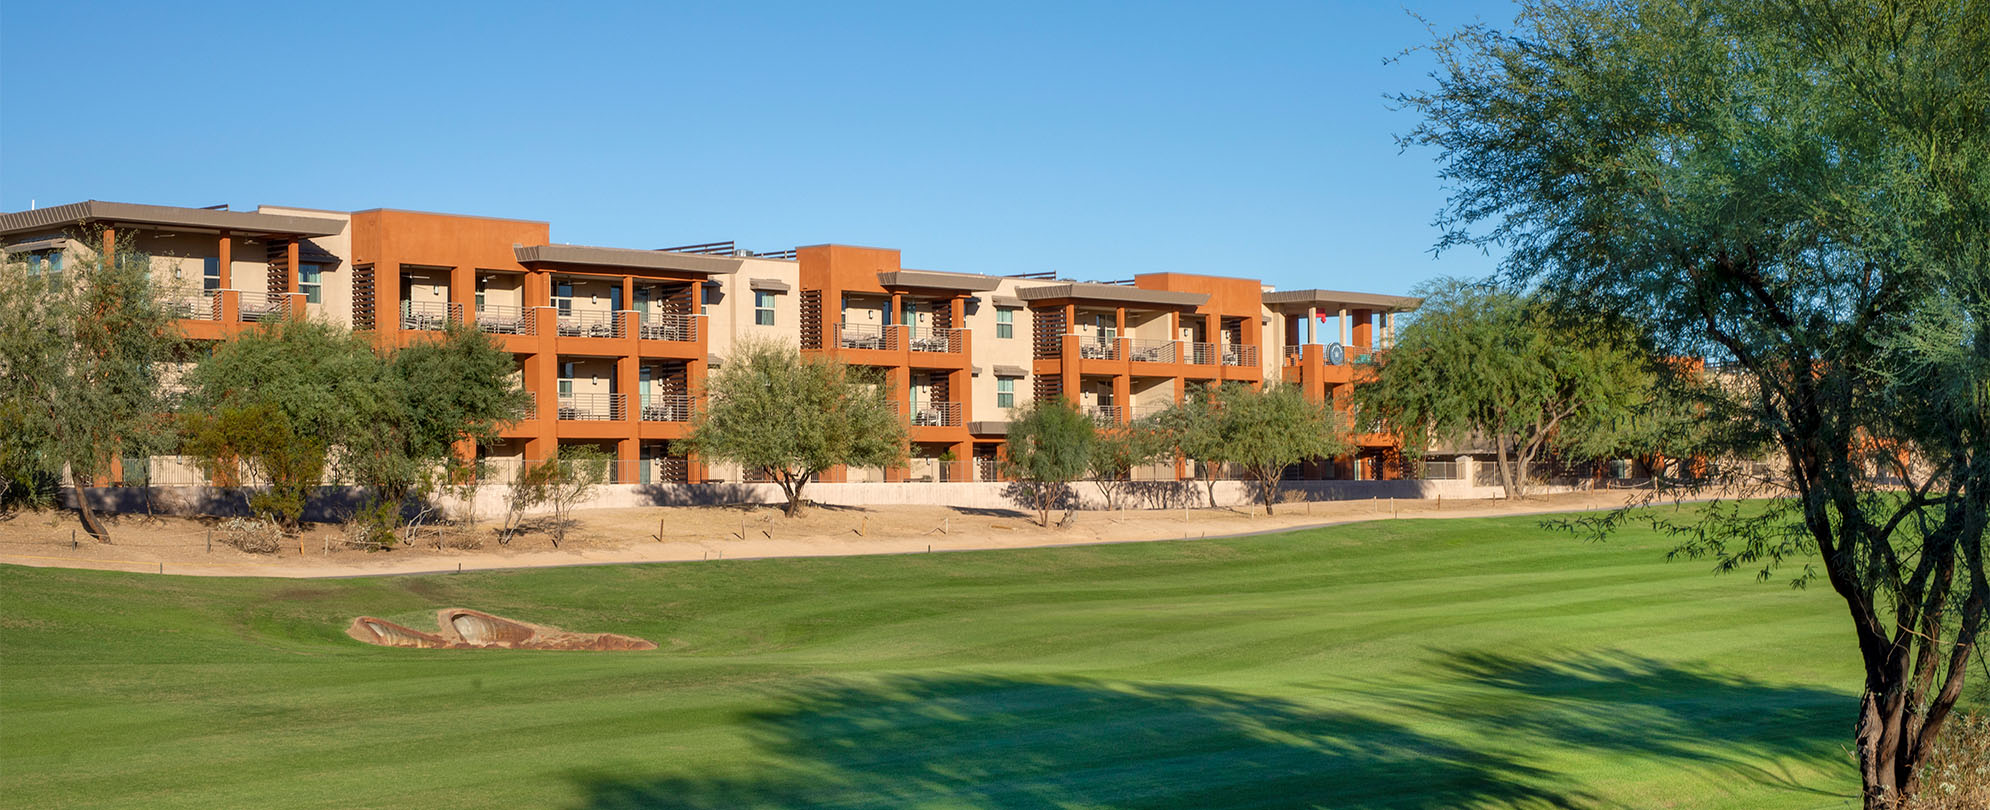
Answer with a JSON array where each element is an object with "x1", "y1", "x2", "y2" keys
[
  {"x1": 0, "y1": 492, "x2": 1665, "y2": 579},
  {"x1": 346, "y1": 608, "x2": 655, "y2": 651}
]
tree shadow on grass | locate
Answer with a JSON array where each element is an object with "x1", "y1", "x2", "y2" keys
[
  {"x1": 568, "y1": 674, "x2": 1593, "y2": 810},
  {"x1": 1398, "y1": 650, "x2": 1854, "y2": 799}
]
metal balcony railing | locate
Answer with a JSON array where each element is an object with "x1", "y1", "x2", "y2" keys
[
  {"x1": 1186, "y1": 341, "x2": 1217, "y2": 365},
  {"x1": 476, "y1": 304, "x2": 530, "y2": 335},
  {"x1": 1127, "y1": 338, "x2": 1177, "y2": 363},
  {"x1": 1087, "y1": 405, "x2": 1124, "y2": 425},
  {"x1": 638, "y1": 394, "x2": 692, "y2": 422},
  {"x1": 636, "y1": 312, "x2": 698, "y2": 342},
  {"x1": 1222, "y1": 344, "x2": 1258, "y2": 367},
  {"x1": 556, "y1": 392, "x2": 625, "y2": 421},
  {"x1": 1073, "y1": 333, "x2": 1120, "y2": 360},
  {"x1": 1284, "y1": 345, "x2": 1304, "y2": 364},
  {"x1": 908, "y1": 401, "x2": 963, "y2": 427},
  {"x1": 1351, "y1": 345, "x2": 1382, "y2": 365},
  {"x1": 241, "y1": 290, "x2": 293, "y2": 322},
  {"x1": 514, "y1": 389, "x2": 537, "y2": 419},
  {"x1": 159, "y1": 290, "x2": 220, "y2": 321},
  {"x1": 904, "y1": 326, "x2": 964, "y2": 353},
  {"x1": 400, "y1": 300, "x2": 459, "y2": 331},
  {"x1": 836, "y1": 322, "x2": 893, "y2": 351},
  {"x1": 556, "y1": 309, "x2": 623, "y2": 339}
]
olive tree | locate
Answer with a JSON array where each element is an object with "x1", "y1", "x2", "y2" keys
[
  {"x1": 0, "y1": 235, "x2": 178, "y2": 540},
  {"x1": 678, "y1": 340, "x2": 906, "y2": 517},
  {"x1": 1401, "y1": 2, "x2": 1989, "y2": 804}
]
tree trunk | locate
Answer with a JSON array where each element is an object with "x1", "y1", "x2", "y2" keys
[
  {"x1": 1261, "y1": 476, "x2": 1277, "y2": 515},
  {"x1": 1492, "y1": 436, "x2": 1522, "y2": 500},
  {"x1": 71, "y1": 469, "x2": 110, "y2": 542}
]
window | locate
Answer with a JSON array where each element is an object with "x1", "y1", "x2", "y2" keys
[
  {"x1": 996, "y1": 378, "x2": 1015, "y2": 409},
  {"x1": 609, "y1": 286, "x2": 623, "y2": 312},
  {"x1": 298, "y1": 264, "x2": 323, "y2": 304},
  {"x1": 754, "y1": 291, "x2": 776, "y2": 326},
  {"x1": 995, "y1": 308, "x2": 1015, "y2": 339},
  {"x1": 558, "y1": 362, "x2": 575, "y2": 397},
  {"x1": 702, "y1": 285, "x2": 721, "y2": 315},
  {"x1": 202, "y1": 257, "x2": 220, "y2": 291},
  {"x1": 555, "y1": 281, "x2": 574, "y2": 315},
  {"x1": 899, "y1": 300, "x2": 917, "y2": 326},
  {"x1": 28, "y1": 251, "x2": 65, "y2": 289}
]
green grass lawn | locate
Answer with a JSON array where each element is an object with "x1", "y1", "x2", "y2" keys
[{"x1": 1, "y1": 512, "x2": 1872, "y2": 809}]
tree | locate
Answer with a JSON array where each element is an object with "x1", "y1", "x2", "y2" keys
[
  {"x1": 1211, "y1": 383, "x2": 1350, "y2": 515},
  {"x1": 179, "y1": 403, "x2": 327, "y2": 533},
  {"x1": 1401, "y1": 2, "x2": 1989, "y2": 804},
  {"x1": 1088, "y1": 416, "x2": 1172, "y2": 512},
  {"x1": 346, "y1": 323, "x2": 525, "y2": 537},
  {"x1": 1352, "y1": 279, "x2": 1652, "y2": 499},
  {"x1": 514, "y1": 445, "x2": 610, "y2": 548},
  {"x1": 677, "y1": 340, "x2": 906, "y2": 517},
  {"x1": 0, "y1": 233, "x2": 178, "y2": 541},
  {"x1": 179, "y1": 319, "x2": 523, "y2": 543},
  {"x1": 1003, "y1": 397, "x2": 1095, "y2": 527},
  {"x1": 1152, "y1": 384, "x2": 1226, "y2": 507},
  {"x1": 179, "y1": 319, "x2": 383, "y2": 532}
]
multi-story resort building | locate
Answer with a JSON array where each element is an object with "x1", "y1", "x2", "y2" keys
[{"x1": 0, "y1": 200, "x2": 1419, "y2": 486}]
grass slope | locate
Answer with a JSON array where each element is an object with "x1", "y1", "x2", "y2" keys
[{"x1": 1, "y1": 513, "x2": 1867, "y2": 809}]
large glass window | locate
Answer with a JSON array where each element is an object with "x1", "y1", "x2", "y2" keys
[
  {"x1": 555, "y1": 281, "x2": 574, "y2": 315},
  {"x1": 202, "y1": 257, "x2": 220, "y2": 291},
  {"x1": 298, "y1": 264, "x2": 323, "y2": 304},
  {"x1": 996, "y1": 378, "x2": 1015, "y2": 409},
  {"x1": 754, "y1": 291, "x2": 776, "y2": 326},
  {"x1": 995, "y1": 308, "x2": 1014, "y2": 339}
]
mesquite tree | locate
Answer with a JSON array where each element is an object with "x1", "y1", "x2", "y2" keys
[
  {"x1": 1211, "y1": 383, "x2": 1349, "y2": 515},
  {"x1": 1401, "y1": 1, "x2": 1988, "y2": 805},
  {"x1": 1353, "y1": 279, "x2": 1652, "y2": 499},
  {"x1": 1003, "y1": 397, "x2": 1095, "y2": 527},
  {"x1": 678, "y1": 340, "x2": 906, "y2": 517}
]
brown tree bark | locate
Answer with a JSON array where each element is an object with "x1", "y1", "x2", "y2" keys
[{"x1": 70, "y1": 469, "x2": 110, "y2": 542}]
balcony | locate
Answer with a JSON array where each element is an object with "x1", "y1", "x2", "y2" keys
[
  {"x1": 1284, "y1": 345, "x2": 1304, "y2": 365},
  {"x1": 160, "y1": 290, "x2": 220, "y2": 321},
  {"x1": 400, "y1": 300, "x2": 460, "y2": 331},
  {"x1": 241, "y1": 290, "x2": 294, "y2": 323},
  {"x1": 835, "y1": 322, "x2": 893, "y2": 351},
  {"x1": 636, "y1": 312, "x2": 698, "y2": 342},
  {"x1": 638, "y1": 394, "x2": 692, "y2": 422},
  {"x1": 1127, "y1": 338, "x2": 1177, "y2": 364},
  {"x1": 908, "y1": 401, "x2": 963, "y2": 427},
  {"x1": 556, "y1": 392, "x2": 625, "y2": 421},
  {"x1": 905, "y1": 326, "x2": 963, "y2": 354},
  {"x1": 1087, "y1": 405, "x2": 1124, "y2": 425},
  {"x1": 556, "y1": 309, "x2": 622, "y2": 339},
  {"x1": 1074, "y1": 335, "x2": 1119, "y2": 360},
  {"x1": 1222, "y1": 344, "x2": 1258, "y2": 367},
  {"x1": 513, "y1": 389, "x2": 537, "y2": 420},
  {"x1": 1186, "y1": 342, "x2": 1218, "y2": 365},
  {"x1": 476, "y1": 305, "x2": 530, "y2": 335}
]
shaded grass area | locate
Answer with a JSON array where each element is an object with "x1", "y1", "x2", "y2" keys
[{"x1": 1, "y1": 513, "x2": 1868, "y2": 809}]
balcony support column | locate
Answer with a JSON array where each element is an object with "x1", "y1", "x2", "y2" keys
[
  {"x1": 1061, "y1": 303, "x2": 1080, "y2": 406},
  {"x1": 216, "y1": 232, "x2": 232, "y2": 289},
  {"x1": 886, "y1": 364, "x2": 912, "y2": 482},
  {"x1": 450, "y1": 265, "x2": 476, "y2": 326},
  {"x1": 1338, "y1": 308, "x2": 1349, "y2": 347},
  {"x1": 1352, "y1": 308, "x2": 1374, "y2": 349},
  {"x1": 286, "y1": 239, "x2": 302, "y2": 297}
]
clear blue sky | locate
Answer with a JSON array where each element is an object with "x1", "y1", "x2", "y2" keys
[{"x1": 0, "y1": 1, "x2": 1511, "y2": 295}]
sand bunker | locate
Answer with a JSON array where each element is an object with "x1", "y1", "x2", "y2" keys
[{"x1": 347, "y1": 609, "x2": 655, "y2": 651}]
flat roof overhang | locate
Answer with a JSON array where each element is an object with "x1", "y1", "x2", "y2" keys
[
  {"x1": 1018, "y1": 282, "x2": 1208, "y2": 309},
  {"x1": 0, "y1": 201, "x2": 345, "y2": 238},
  {"x1": 877, "y1": 269, "x2": 1002, "y2": 292},
  {"x1": 515, "y1": 244, "x2": 741, "y2": 275},
  {"x1": 1262, "y1": 289, "x2": 1421, "y2": 312}
]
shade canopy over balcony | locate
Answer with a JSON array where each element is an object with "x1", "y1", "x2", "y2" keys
[
  {"x1": 1261, "y1": 289, "x2": 1421, "y2": 314},
  {"x1": 0, "y1": 200, "x2": 344, "y2": 239},
  {"x1": 876, "y1": 269, "x2": 1002, "y2": 292},
  {"x1": 1017, "y1": 282, "x2": 1208, "y2": 309},
  {"x1": 513, "y1": 243, "x2": 742, "y2": 276}
]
